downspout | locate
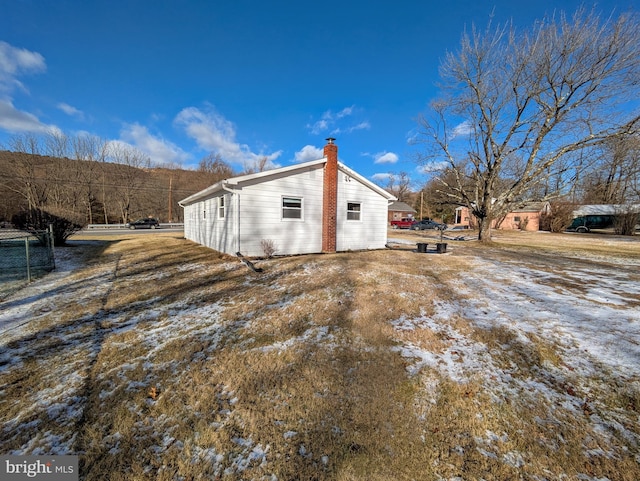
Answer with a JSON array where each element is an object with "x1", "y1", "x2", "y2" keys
[{"x1": 221, "y1": 182, "x2": 240, "y2": 254}]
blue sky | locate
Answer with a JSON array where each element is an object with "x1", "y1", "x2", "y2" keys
[{"x1": 1, "y1": 0, "x2": 638, "y2": 187}]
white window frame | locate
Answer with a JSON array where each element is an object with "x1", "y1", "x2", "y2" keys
[
  {"x1": 282, "y1": 196, "x2": 303, "y2": 221},
  {"x1": 347, "y1": 201, "x2": 362, "y2": 221},
  {"x1": 218, "y1": 196, "x2": 225, "y2": 219}
]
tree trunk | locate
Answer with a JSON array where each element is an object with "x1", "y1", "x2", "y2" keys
[{"x1": 477, "y1": 217, "x2": 493, "y2": 242}]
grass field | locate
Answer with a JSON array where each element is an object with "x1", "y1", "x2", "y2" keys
[{"x1": 1, "y1": 230, "x2": 639, "y2": 480}]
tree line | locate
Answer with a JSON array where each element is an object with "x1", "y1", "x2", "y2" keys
[
  {"x1": 385, "y1": 132, "x2": 640, "y2": 234},
  {"x1": 2, "y1": 7, "x2": 639, "y2": 242},
  {"x1": 0, "y1": 132, "x2": 234, "y2": 227},
  {"x1": 412, "y1": 7, "x2": 640, "y2": 241}
]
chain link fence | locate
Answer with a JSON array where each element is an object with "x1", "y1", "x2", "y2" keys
[{"x1": 0, "y1": 227, "x2": 55, "y2": 298}]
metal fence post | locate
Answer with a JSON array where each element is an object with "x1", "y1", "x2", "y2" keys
[
  {"x1": 25, "y1": 238, "x2": 31, "y2": 283},
  {"x1": 49, "y1": 224, "x2": 56, "y2": 270}
]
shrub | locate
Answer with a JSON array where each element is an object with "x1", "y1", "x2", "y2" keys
[
  {"x1": 540, "y1": 202, "x2": 576, "y2": 233},
  {"x1": 12, "y1": 208, "x2": 84, "y2": 246},
  {"x1": 260, "y1": 239, "x2": 277, "y2": 258},
  {"x1": 613, "y1": 207, "x2": 639, "y2": 236}
]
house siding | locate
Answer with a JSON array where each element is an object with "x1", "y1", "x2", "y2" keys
[
  {"x1": 180, "y1": 142, "x2": 396, "y2": 258},
  {"x1": 337, "y1": 172, "x2": 389, "y2": 251},
  {"x1": 235, "y1": 166, "x2": 324, "y2": 257},
  {"x1": 183, "y1": 193, "x2": 237, "y2": 253},
  {"x1": 454, "y1": 204, "x2": 549, "y2": 231}
]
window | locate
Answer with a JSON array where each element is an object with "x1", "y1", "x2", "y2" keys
[
  {"x1": 514, "y1": 216, "x2": 521, "y2": 222},
  {"x1": 347, "y1": 202, "x2": 361, "y2": 221},
  {"x1": 282, "y1": 197, "x2": 302, "y2": 219},
  {"x1": 218, "y1": 196, "x2": 225, "y2": 218},
  {"x1": 203, "y1": 208, "x2": 206, "y2": 219}
]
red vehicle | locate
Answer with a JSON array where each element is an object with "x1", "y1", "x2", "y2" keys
[{"x1": 390, "y1": 218, "x2": 415, "y2": 229}]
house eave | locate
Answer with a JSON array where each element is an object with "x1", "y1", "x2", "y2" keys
[
  {"x1": 179, "y1": 156, "x2": 396, "y2": 206},
  {"x1": 178, "y1": 181, "x2": 229, "y2": 206},
  {"x1": 338, "y1": 162, "x2": 396, "y2": 201}
]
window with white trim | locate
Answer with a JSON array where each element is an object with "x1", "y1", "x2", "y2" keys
[
  {"x1": 282, "y1": 197, "x2": 302, "y2": 219},
  {"x1": 218, "y1": 196, "x2": 225, "y2": 218},
  {"x1": 347, "y1": 202, "x2": 361, "y2": 221}
]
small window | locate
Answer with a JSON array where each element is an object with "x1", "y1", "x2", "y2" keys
[
  {"x1": 218, "y1": 196, "x2": 225, "y2": 218},
  {"x1": 203, "y1": 208, "x2": 206, "y2": 219},
  {"x1": 282, "y1": 197, "x2": 302, "y2": 219},
  {"x1": 514, "y1": 216, "x2": 521, "y2": 222},
  {"x1": 347, "y1": 202, "x2": 361, "y2": 221}
]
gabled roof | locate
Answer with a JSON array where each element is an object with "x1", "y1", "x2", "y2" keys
[
  {"x1": 573, "y1": 203, "x2": 640, "y2": 216},
  {"x1": 388, "y1": 201, "x2": 416, "y2": 213},
  {"x1": 179, "y1": 157, "x2": 396, "y2": 206},
  {"x1": 510, "y1": 201, "x2": 550, "y2": 213},
  {"x1": 455, "y1": 201, "x2": 550, "y2": 213}
]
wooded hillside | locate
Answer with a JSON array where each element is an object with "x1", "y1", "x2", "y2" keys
[{"x1": 0, "y1": 150, "x2": 230, "y2": 225}]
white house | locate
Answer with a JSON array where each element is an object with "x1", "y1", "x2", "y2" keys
[{"x1": 179, "y1": 139, "x2": 397, "y2": 257}]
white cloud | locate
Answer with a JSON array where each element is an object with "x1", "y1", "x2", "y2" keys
[
  {"x1": 371, "y1": 172, "x2": 393, "y2": 183},
  {"x1": 417, "y1": 160, "x2": 449, "y2": 174},
  {"x1": 57, "y1": 102, "x2": 85, "y2": 120},
  {"x1": 405, "y1": 128, "x2": 420, "y2": 145},
  {"x1": 120, "y1": 122, "x2": 190, "y2": 165},
  {"x1": 373, "y1": 151, "x2": 399, "y2": 164},
  {"x1": 174, "y1": 106, "x2": 282, "y2": 168},
  {"x1": 336, "y1": 106, "x2": 354, "y2": 118},
  {"x1": 347, "y1": 121, "x2": 370, "y2": 132},
  {"x1": 294, "y1": 145, "x2": 323, "y2": 163},
  {"x1": 0, "y1": 41, "x2": 46, "y2": 95},
  {"x1": 0, "y1": 99, "x2": 56, "y2": 133},
  {"x1": 308, "y1": 118, "x2": 329, "y2": 135},
  {"x1": 451, "y1": 120, "x2": 473, "y2": 138},
  {"x1": 306, "y1": 106, "x2": 369, "y2": 136},
  {"x1": 0, "y1": 43, "x2": 55, "y2": 136}
]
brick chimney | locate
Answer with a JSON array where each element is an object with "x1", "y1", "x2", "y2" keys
[{"x1": 322, "y1": 137, "x2": 338, "y2": 253}]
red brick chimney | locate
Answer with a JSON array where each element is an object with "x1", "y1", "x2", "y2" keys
[{"x1": 322, "y1": 137, "x2": 338, "y2": 253}]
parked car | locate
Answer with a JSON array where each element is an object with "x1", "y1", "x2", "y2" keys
[
  {"x1": 390, "y1": 218, "x2": 416, "y2": 229},
  {"x1": 566, "y1": 215, "x2": 615, "y2": 233},
  {"x1": 412, "y1": 219, "x2": 447, "y2": 231},
  {"x1": 126, "y1": 218, "x2": 160, "y2": 229}
]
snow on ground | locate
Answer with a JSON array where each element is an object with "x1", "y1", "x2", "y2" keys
[
  {"x1": 1, "y1": 239, "x2": 639, "y2": 477},
  {"x1": 392, "y1": 248, "x2": 640, "y2": 471}
]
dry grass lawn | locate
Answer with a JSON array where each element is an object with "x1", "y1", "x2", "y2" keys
[{"x1": 1, "y1": 230, "x2": 639, "y2": 480}]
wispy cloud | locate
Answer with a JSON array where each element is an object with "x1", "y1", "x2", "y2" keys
[
  {"x1": 0, "y1": 99, "x2": 56, "y2": 134},
  {"x1": 417, "y1": 160, "x2": 450, "y2": 174},
  {"x1": 293, "y1": 145, "x2": 323, "y2": 163},
  {"x1": 371, "y1": 172, "x2": 393, "y2": 182},
  {"x1": 336, "y1": 106, "x2": 354, "y2": 118},
  {"x1": 57, "y1": 102, "x2": 85, "y2": 120},
  {"x1": 0, "y1": 41, "x2": 46, "y2": 95},
  {"x1": 120, "y1": 122, "x2": 189, "y2": 165},
  {"x1": 0, "y1": 42, "x2": 54, "y2": 135},
  {"x1": 451, "y1": 120, "x2": 473, "y2": 138},
  {"x1": 174, "y1": 105, "x2": 282, "y2": 169},
  {"x1": 306, "y1": 105, "x2": 370, "y2": 136}
]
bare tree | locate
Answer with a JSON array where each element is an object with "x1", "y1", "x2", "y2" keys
[
  {"x1": 417, "y1": 7, "x2": 640, "y2": 241},
  {"x1": 6, "y1": 134, "x2": 48, "y2": 211},
  {"x1": 385, "y1": 171, "x2": 413, "y2": 202},
  {"x1": 198, "y1": 153, "x2": 233, "y2": 178},
  {"x1": 43, "y1": 130, "x2": 70, "y2": 159},
  {"x1": 578, "y1": 134, "x2": 640, "y2": 204},
  {"x1": 242, "y1": 155, "x2": 271, "y2": 175},
  {"x1": 107, "y1": 143, "x2": 151, "y2": 223}
]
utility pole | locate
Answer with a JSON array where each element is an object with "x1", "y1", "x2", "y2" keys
[{"x1": 168, "y1": 176, "x2": 173, "y2": 223}]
